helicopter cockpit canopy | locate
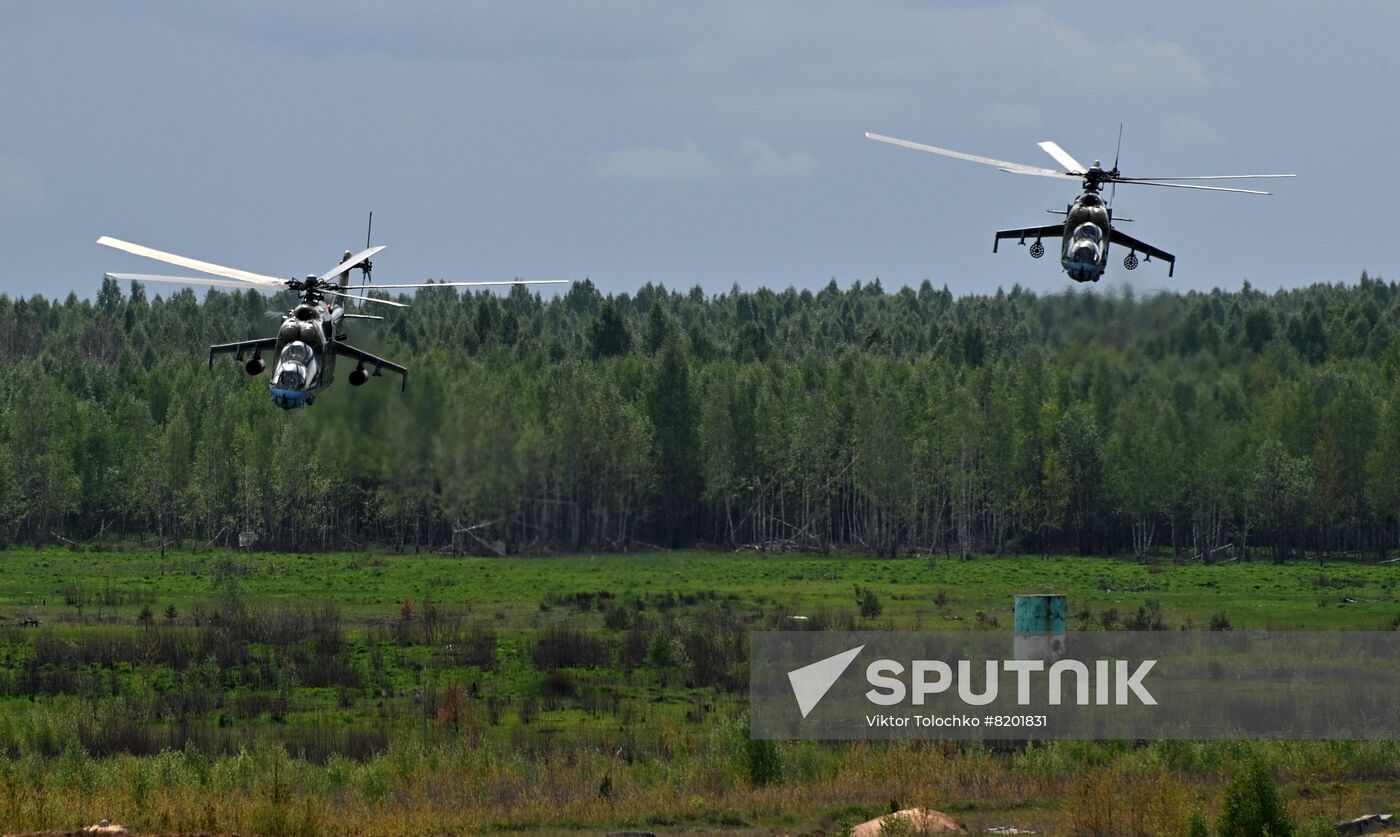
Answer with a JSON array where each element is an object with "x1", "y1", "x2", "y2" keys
[
  {"x1": 1069, "y1": 222, "x2": 1102, "y2": 263},
  {"x1": 274, "y1": 341, "x2": 317, "y2": 390}
]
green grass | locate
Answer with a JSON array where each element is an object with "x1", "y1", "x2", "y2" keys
[
  {"x1": 2, "y1": 547, "x2": 1398, "y2": 834},
  {"x1": 4, "y1": 547, "x2": 1397, "y2": 630}
]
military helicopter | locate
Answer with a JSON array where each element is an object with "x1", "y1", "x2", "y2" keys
[
  {"x1": 866, "y1": 131, "x2": 1294, "y2": 282},
  {"x1": 98, "y1": 227, "x2": 568, "y2": 409}
]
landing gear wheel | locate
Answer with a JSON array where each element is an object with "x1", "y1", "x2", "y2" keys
[
  {"x1": 1123, "y1": 252, "x2": 1139, "y2": 270},
  {"x1": 1028, "y1": 241, "x2": 1045, "y2": 259}
]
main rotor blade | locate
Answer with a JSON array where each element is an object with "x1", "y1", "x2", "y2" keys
[
  {"x1": 1037, "y1": 141, "x2": 1086, "y2": 174},
  {"x1": 358, "y1": 279, "x2": 572, "y2": 288},
  {"x1": 1113, "y1": 180, "x2": 1274, "y2": 195},
  {"x1": 319, "y1": 245, "x2": 386, "y2": 282},
  {"x1": 97, "y1": 236, "x2": 286, "y2": 287},
  {"x1": 104, "y1": 272, "x2": 275, "y2": 291},
  {"x1": 865, "y1": 132, "x2": 1075, "y2": 179},
  {"x1": 1118, "y1": 174, "x2": 1296, "y2": 181},
  {"x1": 320, "y1": 288, "x2": 410, "y2": 308}
]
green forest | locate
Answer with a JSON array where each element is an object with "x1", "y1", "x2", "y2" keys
[{"x1": 0, "y1": 273, "x2": 1396, "y2": 560}]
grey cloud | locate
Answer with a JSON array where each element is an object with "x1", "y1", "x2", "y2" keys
[
  {"x1": 592, "y1": 140, "x2": 815, "y2": 182},
  {"x1": 591, "y1": 141, "x2": 723, "y2": 183},
  {"x1": 1161, "y1": 115, "x2": 1221, "y2": 148}
]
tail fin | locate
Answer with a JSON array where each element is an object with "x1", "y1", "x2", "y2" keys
[{"x1": 337, "y1": 251, "x2": 354, "y2": 293}]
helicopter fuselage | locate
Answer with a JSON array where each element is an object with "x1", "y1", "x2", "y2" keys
[
  {"x1": 267, "y1": 300, "x2": 343, "y2": 409},
  {"x1": 1060, "y1": 192, "x2": 1113, "y2": 283},
  {"x1": 991, "y1": 183, "x2": 1176, "y2": 281},
  {"x1": 208, "y1": 263, "x2": 404, "y2": 410}
]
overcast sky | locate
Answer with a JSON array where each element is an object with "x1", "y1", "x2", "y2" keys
[{"x1": 2, "y1": 2, "x2": 1395, "y2": 301}]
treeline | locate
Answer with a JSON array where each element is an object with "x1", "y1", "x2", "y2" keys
[{"x1": 1, "y1": 272, "x2": 1399, "y2": 559}]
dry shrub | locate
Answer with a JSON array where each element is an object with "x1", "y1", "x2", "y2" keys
[{"x1": 1065, "y1": 762, "x2": 1190, "y2": 837}]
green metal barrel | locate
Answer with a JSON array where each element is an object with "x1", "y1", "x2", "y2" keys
[
  {"x1": 1013, "y1": 594, "x2": 1066, "y2": 660},
  {"x1": 1013, "y1": 594, "x2": 1066, "y2": 633}
]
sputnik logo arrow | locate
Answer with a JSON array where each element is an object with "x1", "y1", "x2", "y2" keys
[{"x1": 788, "y1": 645, "x2": 864, "y2": 718}]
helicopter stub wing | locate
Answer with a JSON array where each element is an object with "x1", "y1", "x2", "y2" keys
[
  {"x1": 331, "y1": 341, "x2": 408, "y2": 391},
  {"x1": 992, "y1": 223, "x2": 1064, "y2": 253},
  {"x1": 1109, "y1": 229, "x2": 1176, "y2": 277},
  {"x1": 208, "y1": 337, "x2": 278, "y2": 369}
]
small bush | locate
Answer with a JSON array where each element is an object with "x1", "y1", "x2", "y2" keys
[
  {"x1": 647, "y1": 630, "x2": 679, "y2": 668},
  {"x1": 1186, "y1": 805, "x2": 1210, "y2": 837},
  {"x1": 854, "y1": 585, "x2": 883, "y2": 619},
  {"x1": 1217, "y1": 755, "x2": 1293, "y2": 837},
  {"x1": 603, "y1": 604, "x2": 632, "y2": 631},
  {"x1": 1294, "y1": 817, "x2": 1339, "y2": 837},
  {"x1": 743, "y1": 718, "x2": 782, "y2": 787},
  {"x1": 436, "y1": 682, "x2": 466, "y2": 730},
  {"x1": 533, "y1": 624, "x2": 609, "y2": 670},
  {"x1": 248, "y1": 796, "x2": 325, "y2": 837},
  {"x1": 1127, "y1": 600, "x2": 1167, "y2": 631},
  {"x1": 542, "y1": 669, "x2": 577, "y2": 697}
]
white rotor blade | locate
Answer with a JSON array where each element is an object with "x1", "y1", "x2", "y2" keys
[
  {"x1": 865, "y1": 132, "x2": 1074, "y2": 179},
  {"x1": 1037, "y1": 141, "x2": 1086, "y2": 174},
  {"x1": 319, "y1": 245, "x2": 386, "y2": 282},
  {"x1": 320, "y1": 288, "x2": 410, "y2": 308},
  {"x1": 105, "y1": 272, "x2": 275, "y2": 291},
  {"x1": 97, "y1": 236, "x2": 286, "y2": 287},
  {"x1": 1118, "y1": 174, "x2": 1296, "y2": 181},
  {"x1": 359, "y1": 279, "x2": 572, "y2": 288},
  {"x1": 1117, "y1": 180, "x2": 1273, "y2": 195}
]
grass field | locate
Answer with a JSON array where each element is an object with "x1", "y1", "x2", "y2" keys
[
  {"x1": 1, "y1": 547, "x2": 1398, "y2": 835},
  {"x1": 6, "y1": 547, "x2": 1398, "y2": 629}
]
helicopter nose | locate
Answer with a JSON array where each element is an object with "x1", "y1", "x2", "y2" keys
[
  {"x1": 1062, "y1": 258, "x2": 1099, "y2": 282},
  {"x1": 270, "y1": 387, "x2": 308, "y2": 409}
]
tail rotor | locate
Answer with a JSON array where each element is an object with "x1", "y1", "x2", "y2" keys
[{"x1": 359, "y1": 211, "x2": 374, "y2": 284}]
